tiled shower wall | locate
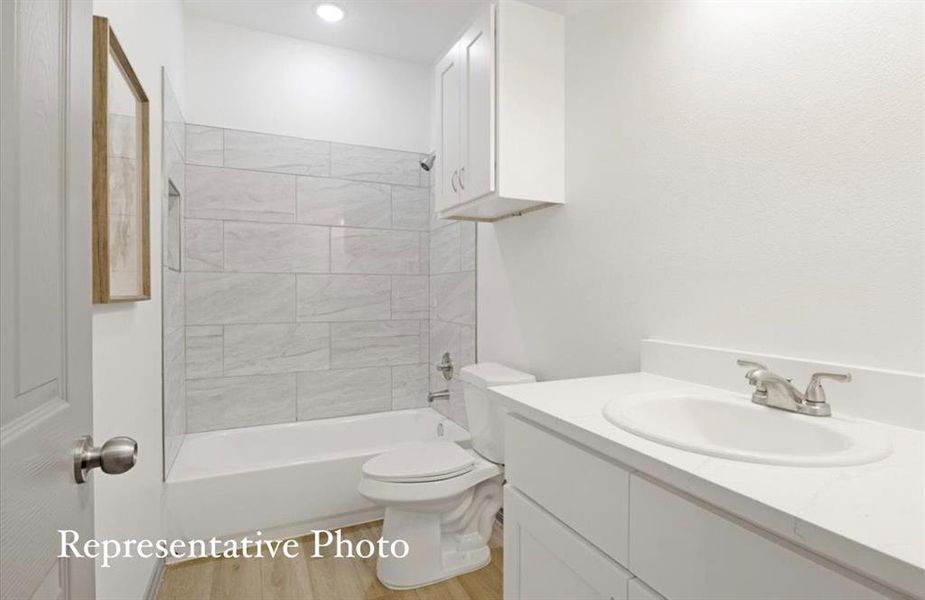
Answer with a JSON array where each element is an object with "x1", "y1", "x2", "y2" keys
[
  {"x1": 428, "y1": 198, "x2": 477, "y2": 428},
  {"x1": 162, "y1": 71, "x2": 187, "y2": 472},
  {"x1": 181, "y1": 126, "x2": 436, "y2": 432}
]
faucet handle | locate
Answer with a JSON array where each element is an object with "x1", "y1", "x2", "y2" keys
[
  {"x1": 736, "y1": 359, "x2": 768, "y2": 380},
  {"x1": 736, "y1": 359, "x2": 768, "y2": 372},
  {"x1": 805, "y1": 372, "x2": 852, "y2": 404}
]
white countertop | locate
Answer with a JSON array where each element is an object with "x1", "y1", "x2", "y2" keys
[{"x1": 491, "y1": 372, "x2": 925, "y2": 598}]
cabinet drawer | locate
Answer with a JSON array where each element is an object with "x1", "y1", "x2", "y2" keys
[
  {"x1": 629, "y1": 475, "x2": 891, "y2": 600},
  {"x1": 505, "y1": 415, "x2": 629, "y2": 565},
  {"x1": 504, "y1": 486, "x2": 632, "y2": 600}
]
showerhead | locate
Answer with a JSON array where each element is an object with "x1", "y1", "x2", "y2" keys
[{"x1": 420, "y1": 152, "x2": 436, "y2": 172}]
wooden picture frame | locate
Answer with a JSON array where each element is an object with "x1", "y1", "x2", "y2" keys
[{"x1": 92, "y1": 16, "x2": 150, "y2": 303}]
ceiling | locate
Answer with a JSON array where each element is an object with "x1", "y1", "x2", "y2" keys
[{"x1": 183, "y1": 1, "x2": 571, "y2": 64}]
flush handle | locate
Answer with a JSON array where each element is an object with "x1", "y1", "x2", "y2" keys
[{"x1": 73, "y1": 435, "x2": 137, "y2": 484}]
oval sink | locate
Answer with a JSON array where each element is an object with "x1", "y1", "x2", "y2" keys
[{"x1": 602, "y1": 392, "x2": 892, "y2": 467}]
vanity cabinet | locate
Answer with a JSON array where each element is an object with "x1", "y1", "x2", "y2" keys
[
  {"x1": 434, "y1": 0, "x2": 564, "y2": 222},
  {"x1": 504, "y1": 487, "x2": 632, "y2": 600},
  {"x1": 504, "y1": 415, "x2": 897, "y2": 600}
]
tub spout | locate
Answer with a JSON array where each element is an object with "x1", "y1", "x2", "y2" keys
[{"x1": 428, "y1": 389, "x2": 450, "y2": 403}]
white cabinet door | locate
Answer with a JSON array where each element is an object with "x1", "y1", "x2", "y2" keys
[
  {"x1": 504, "y1": 487, "x2": 631, "y2": 600},
  {"x1": 435, "y1": 42, "x2": 461, "y2": 213},
  {"x1": 459, "y1": 4, "x2": 495, "y2": 203}
]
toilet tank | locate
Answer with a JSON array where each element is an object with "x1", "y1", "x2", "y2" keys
[{"x1": 458, "y1": 363, "x2": 535, "y2": 464}]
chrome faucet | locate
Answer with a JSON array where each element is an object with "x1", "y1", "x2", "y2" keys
[
  {"x1": 427, "y1": 389, "x2": 451, "y2": 404},
  {"x1": 428, "y1": 352, "x2": 455, "y2": 403},
  {"x1": 736, "y1": 359, "x2": 851, "y2": 417}
]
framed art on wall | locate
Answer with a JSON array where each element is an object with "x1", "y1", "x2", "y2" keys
[{"x1": 92, "y1": 16, "x2": 150, "y2": 303}]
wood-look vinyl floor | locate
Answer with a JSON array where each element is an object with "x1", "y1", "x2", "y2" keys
[{"x1": 157, "y1": 521, "x2": 503, "y2": 600}]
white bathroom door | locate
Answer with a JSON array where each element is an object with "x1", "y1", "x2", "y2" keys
[{"x1": 0, "y1": 0, "x2": 96, "y2": 599}]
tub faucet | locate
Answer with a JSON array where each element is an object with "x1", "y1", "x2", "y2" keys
[
  {"x1": 428, "y1": 389, "x2": 450, "y2": 404},
  {"x1": 737, "y1": 359, "x2": 851, "y2": 417}
]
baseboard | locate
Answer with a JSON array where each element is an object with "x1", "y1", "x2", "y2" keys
[{"x1": 143, "y1": 558, "x2": 165, "y2": 600}]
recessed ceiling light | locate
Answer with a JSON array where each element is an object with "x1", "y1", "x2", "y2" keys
[{"x1": 316, "y1": 3, "x2": 345, "y2": 23}]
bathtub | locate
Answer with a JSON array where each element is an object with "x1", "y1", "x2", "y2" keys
[{"x1": 165, "y1": 408, "x2": 469, "y2": 543}]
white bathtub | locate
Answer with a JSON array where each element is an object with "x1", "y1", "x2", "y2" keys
[{"x1": 165, "y1": 408, "x2": 469, "y2": 542}]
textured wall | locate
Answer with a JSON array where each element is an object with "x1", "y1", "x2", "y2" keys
[
  {"x1": 181, "y1": 126, "x2": 433, "y2": 432},
  {"x1": 479, "y1": 1, "x2": 924, "y2": 379},
  {"x1": 183, "y1": 17, "x2": 430, "y2": 153}
]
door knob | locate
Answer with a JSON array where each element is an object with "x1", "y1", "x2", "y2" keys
[{"x1": 73, "y1": 435, "x2": 137, "y2": 484}]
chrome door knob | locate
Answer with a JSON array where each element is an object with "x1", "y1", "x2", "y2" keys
[{"x1": 73, "y1": 435, "x2": 137, "y2": 484}]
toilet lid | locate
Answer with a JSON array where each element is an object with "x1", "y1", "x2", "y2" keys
[{"x1": 363, "y1": 442, "x2": 475, "y2": 483}]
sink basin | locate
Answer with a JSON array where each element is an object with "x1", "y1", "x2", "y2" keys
[{"x1": 602, "y1": 392, "x2": 892, "y2": 467}]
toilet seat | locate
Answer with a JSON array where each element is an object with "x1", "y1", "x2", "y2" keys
[{"x1": 363, "y1": 441, "x2": 475, "y2": 483}]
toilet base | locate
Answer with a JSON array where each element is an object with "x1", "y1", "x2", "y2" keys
[
  {"x1": 374, "y1": 475, "x2": 502, "y2": 590},
  {"x1": 378, "y1": 547, "x2": 491, "y2": 590}
]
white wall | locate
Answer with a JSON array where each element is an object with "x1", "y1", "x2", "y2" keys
[
  {"x1": 184, "y1": 17, "x2": 431, "y2": 152},
  {"x1": 91, "y1": 1, "x2": 185, "y2": 598},
  {"x1": 479, "y1": 1, "x2": 924, "y2": 381}
]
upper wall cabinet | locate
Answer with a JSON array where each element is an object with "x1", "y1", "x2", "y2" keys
[{"x1": 435, "y1": 1, "x2": 564, "y2": 222}]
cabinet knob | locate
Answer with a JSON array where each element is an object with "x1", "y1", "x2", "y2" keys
[
  {"x1": 451, "y1": 170, "x2": 459, "y2": 192},
  {"x1": 459, "y1": 167, "x2": 466, "y2": 190}
]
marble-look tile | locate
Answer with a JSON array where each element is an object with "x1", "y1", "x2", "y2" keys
[
  {"x1": 330, "y1": 143, "x2": 422, "y2": 186},
  {"x1": 392, "y1": 364, "x2": 429, "y2": 409},
  {"x1": 223, "y1": 323, "x2": 329, "y2": 376},
  {"x1": 419, "y1": 320, "x2": 429, "y2": 363},
  {"x1": 186, "y1": 165, "x2": 295, "y2": 222},
  {"x1": 165, "y1": 194, "x2": 181, "y2": 271},
  {"x1": 164, "y1": 131, "x2": 186, "y2": 197},
  {"x1": 391, "y1": 275, "x2": 428, "y2": 320},
  {"x1": 223, "y1": 222, "x2": 329, "y2": 273},
  {"x1": 391, "y1": 185, "x2": 430, "y2": 231},
  {"x1": 224, "y1": 129, "x2": 330, "y2": 176},
  {"x1": 186, "y1": 125, "x2": 223, "y2": 167},
  {"x1": 330, "y1": 320, "x2": 422, "y2": 368},
  {"x1": 297, "y1": 367, "x2": 391, "y2": 420},
  {"x1": 186, "y1": 325, "x2": 223, "y2": 379},
  {"x1": 419, "y1": 233, "x2": 429, "y2": 274},
  {"x1": 164, "y1": 327, "x2": 186, "y2": 464},
  {"x1": 445, "y1": 378, "x2": 469, "y2": 428},
  {"x1": 430, "y1": 272, "x2": 476, "y2": 325},
  {"x1": 163, "y1": 267, "x2": 184, "y2": 333},
  {"x1": 297, "y1": 274, "x2": 390, "y2": 322},
  {"x1": 296, "y1": 176, "x2": 391, "y2": 228},
  {"x1": 459, "y1": 325, "x2": 476, "y2": 367},
  {"x1": 187, "y1": 374, "x2": 296, "y2": 432},
  {"x1": 186, "y1": 273, "x2": 295, "y2": 325},
  {"x1": 429, "y1": 319, "x2": 461, "y2": 365},
  {"x1": 460, "y1": 222, "x2": 476, "y2": 271},
  {"x1": 330, "y1": 227, "x2": 421, "y2": 275},
  {"x1": 184, "y1": 219, "x2": 223, "y2": 272},
  {"x1": 430, "y1": 223, "x2": 460, "y2": 274}
]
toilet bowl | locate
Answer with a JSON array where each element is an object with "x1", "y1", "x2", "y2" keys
[{"x1": 358, "y1": 363, "x2": 535, "y2": 590}]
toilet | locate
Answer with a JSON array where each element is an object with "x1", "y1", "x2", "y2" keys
[{"x1": 358, "y1": 363, "x2": 535, "y2": 590}]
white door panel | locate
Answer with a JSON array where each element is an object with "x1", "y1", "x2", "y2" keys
[{"x1": 1, "y1": 0, "x2": 95, "y2": 598}]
